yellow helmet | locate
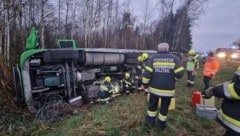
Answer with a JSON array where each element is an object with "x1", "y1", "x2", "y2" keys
[
  {"x1": 188, "y1": 49, "x2": 196, "y2": 56},
  {"x1": 137, "y1": 56, "x2": 144, "y2": 62},
  {"x1": 141, "y1": 53, "x2": 149, "y2": 61},
  {"x1": 104, "y1": 76, "x2": 111, "y2": 82},
  {"x1": 124, "y1": 72, "x2": 130, "y2": 78}
]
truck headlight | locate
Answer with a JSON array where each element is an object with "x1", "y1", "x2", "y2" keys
[
  {"x1": 230, "y1": 53, "x2": 238, "y2": 59},
  {"x1": 217, "y1": 52, "x2": 226, "y2": 58}
]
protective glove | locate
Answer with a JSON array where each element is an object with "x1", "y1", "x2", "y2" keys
[{"x1": 203, "y1": 87, "x2": 214, "y2": 99}]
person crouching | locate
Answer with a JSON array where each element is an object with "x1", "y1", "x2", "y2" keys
[
  {"x1": 121, "y1": 72, "x2": 135, "y2": 95},
  {"x1": 98, "y1": 76, "x2": 114, "y2": 104}
]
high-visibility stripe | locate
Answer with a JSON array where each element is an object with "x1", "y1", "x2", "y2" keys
[
  {"x1": 123, "y1": 79, "x2": 132, "y2": 86},
  {"x1": 224, "y1": 83, "x2": 240, "y2": 100},
  {"x1": 158, "y1": 113, "x2": 167, "y2": 121},
  {"x1": 174, "y1": 66, "x2": 184, "y2": 73},
  {"x1": 149, "y1": 87, "x2": 175, "y2": 97},
  {"x1": 147, "y1": 110, "x2": 157, "y2": 117},
  {"x1": 218, "y1": 109, "x2": 240, "y2": 132},
  {"x1": 187, "y1": 80, "x2": 194, "y2": 84},
  {"x1": 100, "y1": 85, "x2": 108, "y2": 91},
  {"x1": 186, "y1": 62, "x2": 195, "y2": 70},
  {"x1": 99, "y1": 97, "x2": 110, "y2": 102},
  {"x1": 142, "y1": 77, "x2": 150, "y2": 84},
  {"x1": 145, "y1": 66, "x2": 153, "y2": 72},
  {"x1": 153, "y1": 62, "x2": 175, "y2": 67}
]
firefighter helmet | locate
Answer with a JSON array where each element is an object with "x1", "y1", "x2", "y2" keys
[
  {"x1": 137, "y1": 56, "x2": 144, "y2": 62},
  {"x1": 188, "y1": 49, "x2": 196, "y2": 56},
  {"x1": 104, "y1": 76, "x2": 111, "y2": 82},
  {"x1": 124, "y1": 72, "x2": 130, "y2": 78},
  {"x1": 141, "y1": 53, "x2": 149, "y2": 61}
]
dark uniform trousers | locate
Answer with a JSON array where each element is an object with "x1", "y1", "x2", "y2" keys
[
  {"x1": 187, "y1": 71, "x2": 195, "y2": 86},
  {"x1": 146, "y1": 93, "x2": 171, "y2": 129},
  {"x1": 203, "y1": 76, "x2": 212, "y2": 90}
]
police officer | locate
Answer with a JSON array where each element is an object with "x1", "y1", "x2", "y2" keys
[
  {"x1": 186, "y1": 49, "x2": 199, "y2": 87},
  {"x1": 98, "y1": 76, "x2": 114, "y2": 104},
  {"x1": 142, "y1": 42, "x2": 184, "y2": 130},
  {"x1": 204, "y1": 66, "x2": 240, "y2": 136}
]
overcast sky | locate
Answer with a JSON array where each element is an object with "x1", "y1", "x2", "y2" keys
[
  {"x1": 126, "y1": 0, "x2": 240, "y2": 52},
  {"x1": 192, "y1": 0, "x2": 240, "y2": 52}
]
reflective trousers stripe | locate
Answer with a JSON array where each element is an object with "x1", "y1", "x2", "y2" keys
[
  {"x1": 158, "y1": 113, "x2": 167, "y2": 121},
  {"x1": 150, "y1": 87, "x2": 175, "y2": 97},
  {"x1": 147, "y1": 110, "x2": 157, "y2": 117}
]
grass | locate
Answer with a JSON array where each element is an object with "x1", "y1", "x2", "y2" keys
[{"x1": 1, "y1": 63, "x2": 238, "y2": 136}]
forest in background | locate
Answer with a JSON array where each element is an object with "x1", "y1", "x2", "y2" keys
[
  {"x1": 0, "y1": 0, "x2": 209, "y2": 134},
  {"x1": 0, "y1": 0, "x2": 207, "y2": 64}
]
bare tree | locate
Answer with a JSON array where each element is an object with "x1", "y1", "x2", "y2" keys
[
  {"x1": 142, "y1": 0, "x2": 152, "y2": 49},
  {"x1": 2, "y1": 0, "x2": 11, "y2": 62},
  {"x1": 40, "y1": 0, "x2": 48, "y2": 48},
  {"x1": 112, "y1": 0, "x2": 120, "y2": 48},
  {"x1": 103, "y1": 0, "x2": 113, "y2": 48},
  {"x1": 158, "y1": 0, "x2": 175, "y2": 17},
  {"x1": 172, "y1": 0, "x2": 207, "y2": 51},
  {"x1": 0, "y1": 0, "x2": 4, "y2": 55}
]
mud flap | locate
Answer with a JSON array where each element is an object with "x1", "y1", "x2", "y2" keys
[{"x1": 13, "y1": 65, "x2": 24, "y2": 104}]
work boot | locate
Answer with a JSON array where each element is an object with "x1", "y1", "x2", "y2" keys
[
  {"x1": 100, "y1": 100, "x2": 109, "y2": 104},
  {"x1": 145, "y1": 116, "x2": 155, "y2": 129},
  {"x1": 137, "y1": 89, "x2": 141, "y2": 93},
  {"x1": 189, "y1": 84, "x2": 194, "y2": 87},
  {"x1": 144, "y1": 89, "x2": 149, "y2": 96},
  {"x1": 157, "y1": 120, "x2": 167, "y2": 131}
]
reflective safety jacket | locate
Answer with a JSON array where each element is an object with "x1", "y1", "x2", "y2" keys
[
  {"x1": 142, "y1": 51, "x2": 184, "y2": 97},
  {"x1": 186, "y1": 54, "x2": 199, "y2": 71},
  {"x1": 99, "y1": 82, "x2": 114, "y2": 99},
  {"x1": 121, "y1": 78, "x2": 135, "y2": 90},
  {"x1": 203, "y1": 56, "x2": 220, "y2": 77},
  {"x1": 212, "y1": 66, "x2": 240, "y2": 133},
  {"x1": 135, "y1": 64, "x2": 144, "y2": 78}
]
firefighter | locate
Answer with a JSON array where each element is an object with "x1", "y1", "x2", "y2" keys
[
  {"x1": 141, "y1": 52, "x2": 150, "y2": 95},
  {"x1": 98, "y1": 76, "x2": 114, "y2": 104},
  {"x1": 203, "y1": 66, "x2": 240, "y2": 136},
  {"x1": 186, "y1": 49, "x2": 200, "y2": 87},
  {"x1": 121, "y1": 72, "x2": 135, "y2": 95},
  {"x1": 142, "y1": 42, "x2": 184, "y2": 130},
  {"x1": 203, "y1": 52, "x2": 220, "y2": 90},
  {"x1": 141, "y1": 52, "x2": 149, "y2": 65},
  {"x1": 135, "y1": 55, "x2": 144, "y2": 92}
]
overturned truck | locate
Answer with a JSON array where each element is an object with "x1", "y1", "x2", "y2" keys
[
  {"x1": 13, "y1": 39, "x2": 182, "y2": 113},
  {"x1": 13, "y1": 39, "x2": 152, "y2": 113}
]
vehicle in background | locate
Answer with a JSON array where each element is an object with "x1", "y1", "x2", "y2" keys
[{"x1": 216, "y1": 48, "x2": 240, "y2": 62}]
